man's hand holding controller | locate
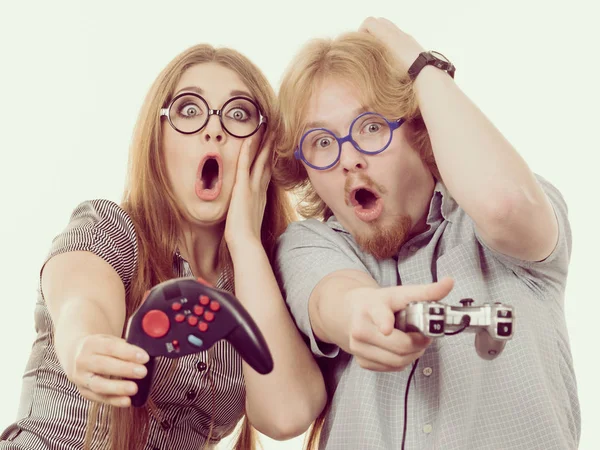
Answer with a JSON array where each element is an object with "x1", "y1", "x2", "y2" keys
[{"x1": 344, "y1": 277, "x2": 454, "y2": 372}]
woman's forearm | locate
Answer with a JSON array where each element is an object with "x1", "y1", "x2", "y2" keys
[{"x1": 230, "y1": 242, "x2": 327, "y2": 440}]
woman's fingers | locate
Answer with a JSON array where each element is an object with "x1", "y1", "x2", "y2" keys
[
  {"x1": 79, "y1": 382, "x2": 133, "y2": 408},
  {"x1": 250, "y1": 135, "x2": 273, "y2": 188},
  {"x1": 86, "y1": 354, "x2": 148, "y2": 379},
  {"x1": 78, "y1": 371, "x2": 139, "y2": 398}
]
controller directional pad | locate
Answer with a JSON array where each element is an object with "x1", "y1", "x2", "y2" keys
[{"x1": 141, "y1": 310, "x2": 170, "y2": 338}]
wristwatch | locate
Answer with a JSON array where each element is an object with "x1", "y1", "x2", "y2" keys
[{"x1": 408, "y1": 51, "x2": 455, "y2": 80}]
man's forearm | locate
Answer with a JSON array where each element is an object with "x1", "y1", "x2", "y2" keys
[
  {"x1": 309, "y1": 270, "x2": 378, "y2": 353},
  {"x1": 413, "y1": 66, "x2": 556, "y2": 259}
]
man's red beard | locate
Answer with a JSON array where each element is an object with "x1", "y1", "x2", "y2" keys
[
  {"x1": 343, "y1": 172, "x2": 413, "y2": 259},
  {"x1": 354, "y1": 215, "x2": 412, "y2": 260}
]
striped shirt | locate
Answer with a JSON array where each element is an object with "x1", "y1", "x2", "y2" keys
[
  {"x1": 276, "y1": 176, "x2": 580, "y2": 449},
  {"x1": 0, "y1": 199, "x2": 245, "y2": 450}
]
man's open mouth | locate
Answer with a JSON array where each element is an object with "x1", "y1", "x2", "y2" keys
[{"x1": 350, "y1": 187, "x2": 383, "y2": 222}]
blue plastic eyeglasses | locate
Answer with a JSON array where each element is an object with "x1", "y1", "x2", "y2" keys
[{"x1": 294, "y1": 112, "x2": 405, "y2": 170}]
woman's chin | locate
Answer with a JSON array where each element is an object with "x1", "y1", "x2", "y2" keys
[{"x1": 184, "y1": 202, "x2": 227, "y2": 229}]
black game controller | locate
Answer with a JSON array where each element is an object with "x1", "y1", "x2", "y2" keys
[
  {"x1": 125, "y1": 277, "x2": 273, "y2": 406},
  {"x1": 395, "y1": 299, "x2": 514, "y2": 360}
]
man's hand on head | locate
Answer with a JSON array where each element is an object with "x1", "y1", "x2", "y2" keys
[{"x1": 358, "y1": 16, "x2": 425, "y2": 76}]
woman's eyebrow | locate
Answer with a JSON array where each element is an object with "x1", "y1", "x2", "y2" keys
[
  {"x1": 175, "y1": 86, "x2": 204, "y2": 96},
  {"x1": 173, "y1": 86, "x2": 254, "y2": 101},
  {"x1": 230, "y1": 89, "x2": 253, "y2": 98}
]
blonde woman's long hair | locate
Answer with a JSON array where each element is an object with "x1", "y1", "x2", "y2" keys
[
  {"x1": 83, "y1": 43, "x2": 295, "y2": 450},
  {"x1": 273, "y1": 31, "x2": 440, "y2": 222},
  {"x1": 272, "y1": 32, "x2": 440, "y2": 450}
]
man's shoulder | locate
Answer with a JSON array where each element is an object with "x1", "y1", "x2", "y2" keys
[
  {"x1": 282, "y1": 216, "x2": 350, "y2": 239},
  {"x1": 277, "y1": 217, "x2": 362, "y2": 260}
]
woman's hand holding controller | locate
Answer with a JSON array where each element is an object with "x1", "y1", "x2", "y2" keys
[{"x1": 66, "y1": 334, "x2": 150, "y2": 407}]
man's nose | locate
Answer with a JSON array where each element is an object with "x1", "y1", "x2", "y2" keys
[{"x1": 339, "y1": 140, "x2": 368, "y2": 173}]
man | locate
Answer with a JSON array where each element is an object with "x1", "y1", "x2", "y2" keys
[{"x1": 273, "y1": 17, "x2": 580, "y2": 450}]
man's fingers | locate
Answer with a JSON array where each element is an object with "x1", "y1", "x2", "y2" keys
[
  {"x1": 352, "y1": 341, "x2": 426, "y2": 372},
  {"x1": 353, "y1": 324, "x2": 432, "y2": 355},
  {"x1": 358, "y1": 16, "x2": 377, "y2": 33},
  {"x1": 366, "y1": 302, "x2": 396, "y2": 336},
  {"x1": 385, "y1": 277, "x2": 454, "y2": 312}
]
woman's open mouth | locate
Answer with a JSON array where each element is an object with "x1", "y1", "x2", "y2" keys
[
  {"x1": 350, "y1": 187, "x2": 383, "y2": 222},
  {"x1": 195, "y1": 153, "x2": 222, "y2": 201}
]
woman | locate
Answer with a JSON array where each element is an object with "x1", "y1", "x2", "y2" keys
[{"x1": 0, "y1": 44, "x2": 326, "y2": 450}]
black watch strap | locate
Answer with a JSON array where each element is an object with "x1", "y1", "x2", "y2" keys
[{"x1": 408, "y1": 51, "x2": 456, "y2": 80}]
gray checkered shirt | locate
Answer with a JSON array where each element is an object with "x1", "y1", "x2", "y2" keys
[{"x1": 276, "y1": 176, "x2": 580, "y2": 450}]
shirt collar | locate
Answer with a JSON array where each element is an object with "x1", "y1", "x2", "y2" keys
[{"x1": 429, "y1": 181, "x2": 458, "y2": 224}]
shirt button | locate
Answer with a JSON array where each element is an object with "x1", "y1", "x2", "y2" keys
[
  {"x1": 197, "y1": 361, "x2": 207, "y2": 372},
  {"x1": 423, "y1": 367, "x2": 433, "y2": 377},
  {"x1": 423, "y1": 423, "x2": 433, "y2": 434},
  {"x1": 160, "y1": 419, "x2": 171, "y2": 430},
  {"x1": 409, "y1": 245, "x2": 419, "y2": 253},
  {"x1": 186, "y1": 390, "x2": 197, "y2": 401}
]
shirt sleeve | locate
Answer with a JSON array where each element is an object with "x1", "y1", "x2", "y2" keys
[
  {"x1": 41, "y1": 199, "x2": 138, "y2": 296},
  {"x1": 275, "y1": 219, "x2": 370, "y2": 358},
  {"x1": 474, "y1": 175, "x2": 572, "y2": 298}
]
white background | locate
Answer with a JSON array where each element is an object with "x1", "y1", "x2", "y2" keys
[{"x1": 0, "y1": 0, "x2": 598, "y2": 449}]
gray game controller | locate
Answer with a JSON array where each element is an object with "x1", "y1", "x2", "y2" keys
[{"x1": 395, "y1": 298, "x2": 514, "y2": 360}]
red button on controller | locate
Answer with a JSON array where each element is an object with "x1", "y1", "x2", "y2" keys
[
  {"x1": 199, "y1": 295, "x2": 210, "y2": 306},
  {"x1": 209, "y1": 301, "x2": 220, "y2": 312},
  {"x1": 204, "y1": 311, "x2": 215, "y2": 322},
  {"x1": 193, "y1": 305, "x2": 204, "y2": 316},
  {"x1": 171, "y1": 302, "x2": 182, "y2": 311},
  {"x1": 141, "y1": 310, "x2": 170, "y2": 338},
  {"x1": 198, "y1": 322, "x2": 208, "y2": 332},
  {"x1": 187, "y1": 316, "x2": 199, "y2": 326},
  {"x1": 175, "y1": 314, "x2": 185, "y2": 323}
]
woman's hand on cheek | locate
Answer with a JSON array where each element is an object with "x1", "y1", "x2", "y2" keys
[{"x1": 224, "y1": 136, "x2": 272, "y2": 253}]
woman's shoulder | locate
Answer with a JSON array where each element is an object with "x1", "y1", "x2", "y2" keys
[
  {"x1": 45, "y1": 199, "x2": 139, "y2": 292},
  {"x1": 63, "y1": 198, "x2": 137, "y2": 240},
  {"x1": 68, "y1": 199, "x2": 133, "y2": 226}
]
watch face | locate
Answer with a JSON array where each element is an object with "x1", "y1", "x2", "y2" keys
[{"x1": 430, "y1": 51, "x2": 450, "y2": 63}]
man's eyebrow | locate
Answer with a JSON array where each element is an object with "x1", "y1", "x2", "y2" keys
[{"x1": 303, "y1": 105, "x2": 370, "y2": 132}]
